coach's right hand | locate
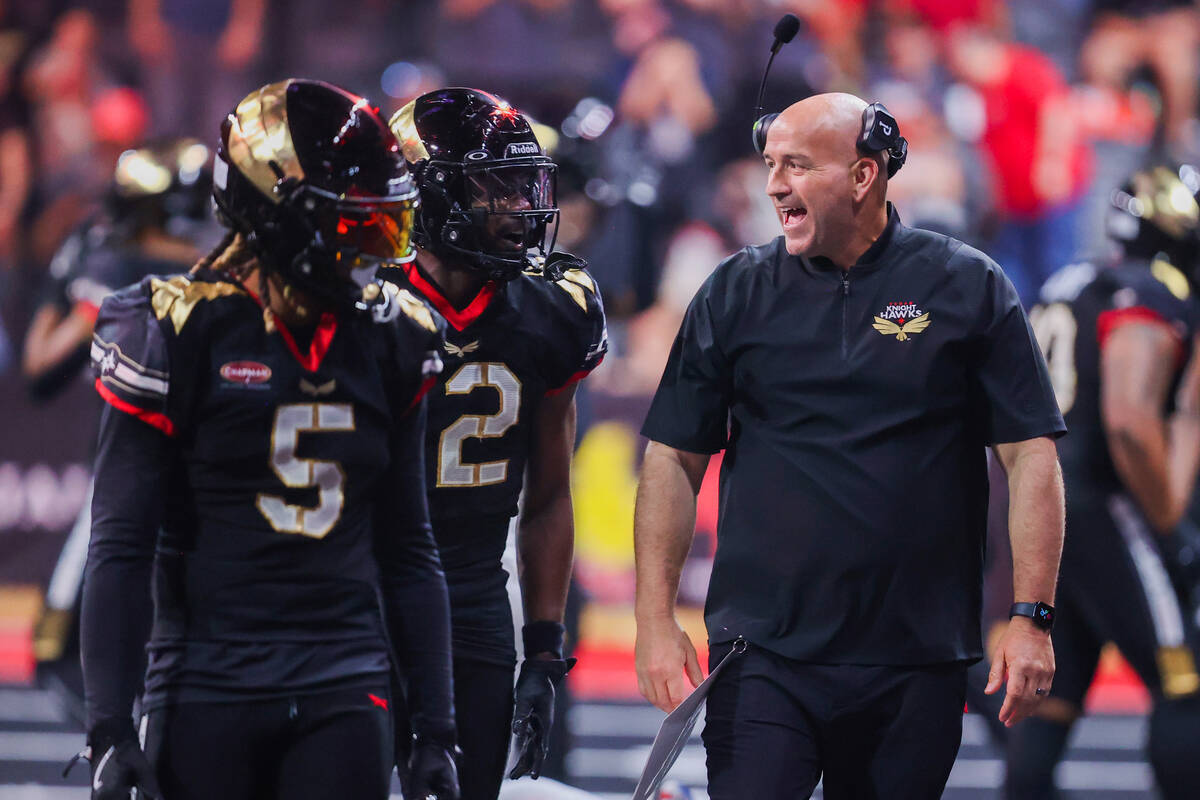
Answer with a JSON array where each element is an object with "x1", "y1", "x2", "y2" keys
[{"x1": 635, "y1": 616, "x2": 704, "y2": 712}]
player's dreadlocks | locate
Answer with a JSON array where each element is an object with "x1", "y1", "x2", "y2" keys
[{"x1": 189, "y1": 231, "x2": 282, "y2": 331}]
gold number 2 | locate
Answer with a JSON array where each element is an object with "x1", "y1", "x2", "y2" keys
[{"x1": 437, "y1": 363, "x2": 521, "y2": 487}]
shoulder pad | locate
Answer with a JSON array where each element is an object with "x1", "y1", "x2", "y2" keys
[
  {"x1": 149, "y1": 274, "x2": 245, "y2": 334},
  {"x1": 1149, "y1": 258, "x2": 1191, "y2": 302},
  {"x1": 375, "y1": 280, "x2": 447, "y2": 337},
  {"x1": 92, "y1": 279, "x2": 172, "y2": 420}
]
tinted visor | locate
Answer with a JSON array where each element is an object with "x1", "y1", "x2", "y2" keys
[{"x1": 310, "y1": 187, "x2": 419, "y2": 265}]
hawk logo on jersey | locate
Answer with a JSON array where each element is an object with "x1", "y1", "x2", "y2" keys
[
  {"x1": 299, "y1": 378, "x2": 336, "y2": 396},
  {"x1": 98, "y1": 348, "x2": 117, "y2": 376},
  {"x1": 873, "y1": 302, "x2": 930, "y2": 341},
  {"x1": 444, "y1": 340, "x2": 481, "y2": 358}
]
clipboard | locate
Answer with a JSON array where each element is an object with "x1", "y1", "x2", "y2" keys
[{"x1": 630, "y1": 637, "x2": 747, "y2": 800}]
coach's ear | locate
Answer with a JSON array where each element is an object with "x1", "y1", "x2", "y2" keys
[{"x1": 850, "y1": 155, "x2": 882, "y2": 203}]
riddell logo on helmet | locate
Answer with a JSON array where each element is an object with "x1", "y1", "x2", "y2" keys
[
  {"x1": 220, "y1": 361, "x2": 272, "y2": 385},
  {"x1": 505, "y1": 142, "x2": 539, "y2": 157}
]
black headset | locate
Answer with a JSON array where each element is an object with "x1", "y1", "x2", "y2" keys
[{"x1": 752, "y1": 15, "x2": 908, "y2": 179}]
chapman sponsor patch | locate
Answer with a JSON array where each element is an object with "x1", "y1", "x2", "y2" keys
[{"x1": 220, "y1": 361, "x2": 272, "y2": 386}]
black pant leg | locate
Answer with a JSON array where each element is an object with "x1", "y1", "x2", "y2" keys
[
  {"x1": 822, "y1": 663, "x2": 967, "y2": 800},
  {"x1": 453, "y1": 657, "x2": 516, "y2": 800},
  {"x1": 143, "y1": 701, "x2": 285, "y2": 800},
  {"x1": 701, "y1": 644, "x2": 822, "y2": 800},
  {"x1": 274, "y1": 687, "x2": 393, "y2": 800}
]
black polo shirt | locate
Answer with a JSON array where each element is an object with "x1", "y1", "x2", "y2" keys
[{"x1": 642, "y1": 207, "x2": 1065, "y2": 665}]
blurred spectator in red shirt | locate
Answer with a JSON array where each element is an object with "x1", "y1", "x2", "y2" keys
[
  {"x1": 946, "y1": 24, "x2": 1092, "y2": 307},
  {"x1": 1080, "y1": 0, "x2": 1198, "y2": 157}
]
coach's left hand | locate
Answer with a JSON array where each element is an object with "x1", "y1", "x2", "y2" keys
[{"x1": 984, "y1": 617, "x2": 1055, "y2": 727}]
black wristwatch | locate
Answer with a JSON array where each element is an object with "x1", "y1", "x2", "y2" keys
[{"x1": 1010, "y1": 601, "x2": 1055, "y2": 631}]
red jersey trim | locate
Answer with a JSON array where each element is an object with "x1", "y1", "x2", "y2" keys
[
  {"x1": 94, "y1": 378, "x2": 176, "y2": 437},
  {"x1": 544, "y1": 355, "x2": 604, "y2": 397},
  {"x1": 243, "y1": 284, "x2": 338, "y2": 372},
  {"x1": 1096, "y1": 307, "x2": 1183, "y2": 362},
  {"x1": 403, "y1": 374, "x2": 438, "y2": 416},
  {"x1": 402, "y1": 261, "x2": 496, "y2": 331}
]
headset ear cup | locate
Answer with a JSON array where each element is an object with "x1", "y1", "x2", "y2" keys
[
  {"x1": 752, "y1": 113, "x2": 778, "y2": 155},
  {"x1": 886, "y1": 136, "x2": 908, "y2": 178}
]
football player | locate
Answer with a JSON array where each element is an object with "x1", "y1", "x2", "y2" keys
[
  {"x1": 26, "y1": 138, "x2": 214, "y2": 723},
  {"x1": 1010, "y1": 164, "x2": 1200, "y2": 799},
  {"x1": 387, "y1": 88, "x2": 607, "y2": 800},
  {"x1": 76, "y1": 80, "x2": 458, "y2": 800}
]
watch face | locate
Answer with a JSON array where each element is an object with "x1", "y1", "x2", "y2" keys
[{"x1": 1035, "y1": 603, "x2": 1055, "y2": 626}]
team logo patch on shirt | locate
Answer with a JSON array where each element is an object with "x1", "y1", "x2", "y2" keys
[
  {"x1": 444, "y1": 339, "x2": 480, "y2": 358},
  {"x1": 299, "y1": 378, "x2": 336, "y2": 396},
  {"x1": 872, "y1": 302, "x2": 931, "y2": 341},
  {"x1": 220, "y1": 361, "x2": 272, "y2": 386}
]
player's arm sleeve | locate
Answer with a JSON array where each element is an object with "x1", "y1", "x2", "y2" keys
[
  {"x1": 966, "y1": 249, "x2": 1067, "y2": 444},
  {"x1": 373, "y1": 397, "x2": 456, "y2": 742},
  {"x1": 90, "y1": 280, "x2": 177, "y2": 436},
  {"x1": 80, "y1": 403, "x2": 171, "y2": 737},
  {"x1": 641, "y1": 274, "x2": 733, "y2": 453}
]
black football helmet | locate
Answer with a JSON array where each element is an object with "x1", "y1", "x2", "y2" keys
[
  {"x1": 106, "y1": 138, "x2": 213, "y2": 237},
  {"x1": 389, "y1": 88, "x2": 558, "y2": 281},
  {"x1": 1107, "y1": 163, "x2": 1200, "y2": 274},
  {"x1": 212, "y1": 79, "x2": 419, "y2": 309}
]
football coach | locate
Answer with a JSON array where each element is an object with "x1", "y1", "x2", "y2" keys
[{"x1": 633, "y1": 93, "x2": 1067, "y2": 799}]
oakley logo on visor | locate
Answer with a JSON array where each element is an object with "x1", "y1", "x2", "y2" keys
[
  {"x1": 466, "y1": 150, "x2": 489, "y2": 161},
  {"x1": 505, "y1": 142, "x2": 540, "y2": 157}
]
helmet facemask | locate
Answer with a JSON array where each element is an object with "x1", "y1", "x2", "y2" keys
[{"x1": 426, "y1": 156, "x2": 558, "y2": 282}]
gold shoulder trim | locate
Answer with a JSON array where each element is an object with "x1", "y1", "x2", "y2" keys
[
  {"x1": 150, "y1": 276, "x2": 245, "y2": 334},
  {"x1": 1151, "y1": 258, "x2": 1191, "y2": 301},
  {"x1": 384, "y1": 282, "x2": 438, "y2": 333},
  {"x1": 554, "y1": 269, "x2": 596, "y2": 313}
]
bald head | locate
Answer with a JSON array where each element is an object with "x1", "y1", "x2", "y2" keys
[{"x1": 774, "y1": 93, "x2": 868, "y2": 163}]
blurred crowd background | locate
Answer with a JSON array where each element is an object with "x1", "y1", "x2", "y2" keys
[{"x1": 0, "y1": 0, "x2": 1193, "y2": 716}]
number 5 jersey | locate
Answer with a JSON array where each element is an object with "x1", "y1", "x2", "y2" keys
[{"x1": 87, "y1": 268, "x2": 447, "y2": 711}]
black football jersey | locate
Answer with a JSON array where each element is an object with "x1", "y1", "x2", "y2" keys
[
  {"x1": 393, "y1": 261, "x2": 607, "y2": 529},
  {"x1": 1032, "y1": 258, "x2": 1200, "y2": 499},
  {"x1": 89, "y1": 270, "x2": 444, "y2": 707}
]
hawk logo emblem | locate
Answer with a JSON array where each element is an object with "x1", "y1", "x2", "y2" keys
[
  {"x1": 98, "y1": 349, "x2": 117, "y2": 375},
  {"x1": 444, "y1": 340, "x2": 481, "y2": 358},
  {"x1": 873, "y1": 302, "x2": 930, "y2": 341},
  {"x1": 299, "y1": 378, "x2": 336, "y2": 396}
]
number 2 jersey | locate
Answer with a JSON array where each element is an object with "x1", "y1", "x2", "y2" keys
[
  {"x1": 1033, "y1": 258, "x2": 1200, "y2": 501},
  {"x1": 83, "y1": 268, "x2": 449, "y2": 721},
  {"x1": 389, "y1": 260, "x2": 606, "y2": 663}
]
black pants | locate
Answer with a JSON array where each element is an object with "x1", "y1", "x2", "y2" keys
[
  {"x1": 453, "y1": 657, "x2": 517, "y2": 800},
  {"x1": 141, "y1": 686, "x2": 392, "y2": 800},
  {"x1": 1006, "y1": 494, "x2": 1200, "y2": 799},
  {"x1": 702, "y1": 642, "x2": 967, "y2": 800},
  {"x1": 442, "y1": 547, "x2": 518, "y2": 800}
]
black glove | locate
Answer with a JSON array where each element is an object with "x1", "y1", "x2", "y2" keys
[
  {"x1": 508, "y1": 657, "x2": 575, "y2": 780},
  {"x1": 70, "y1": 720, "x2": 160, "y2": 800},
  {"x1": 408, "y1": 738, "x2": 460, "y2": 800}
]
